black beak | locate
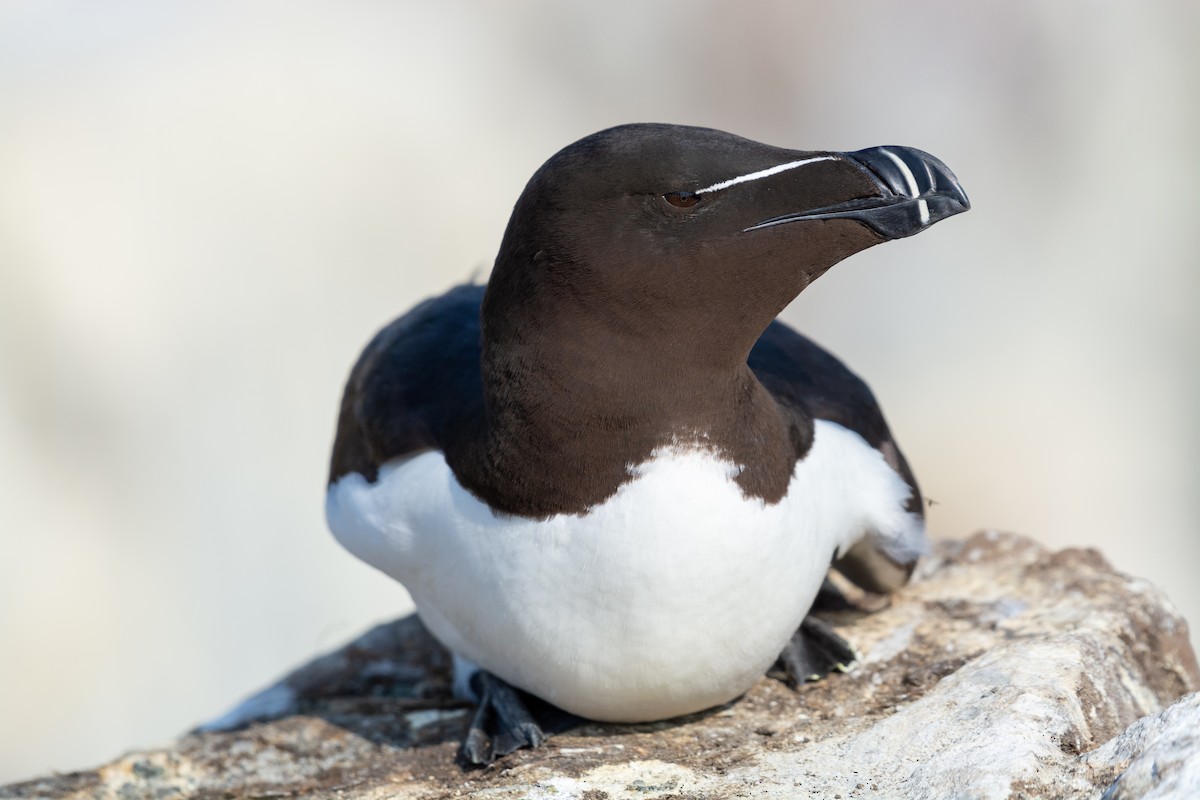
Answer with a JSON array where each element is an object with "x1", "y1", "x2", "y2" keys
[{"x1": 746, "y1": 146, "x2": 970, "y2": 240}]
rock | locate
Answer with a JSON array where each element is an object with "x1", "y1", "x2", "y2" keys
[
  {"x1": 1083, "y1": 692, "x2": 1200, "y2": 799},
  {"x1": 4, "y1": 531, "x2": 1198, "y2": 800}
]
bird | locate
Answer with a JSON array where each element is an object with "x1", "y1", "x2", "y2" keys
[{"x1": 324, "y1": 123, "x2": 969, "y2": 764}]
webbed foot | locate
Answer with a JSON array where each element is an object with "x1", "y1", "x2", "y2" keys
[
  {"x1": 460, "y1": 671, "x2": 546, "y2": 765},
  {"x1": 776, "y1": 616, "x2": 859, "y2": 686}
]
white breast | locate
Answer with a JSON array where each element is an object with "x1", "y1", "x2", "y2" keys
[{"x1": 326, "y1": 420, "x2": 923, "y2": 722}]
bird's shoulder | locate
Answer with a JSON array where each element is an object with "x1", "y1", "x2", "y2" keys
[
  {"x1": 749, "y1": 319, "x2": 922, "y2": 509},
  {"x1": 329, "y1": 283, "x2": 486, "y2": 485},
  {"x1": 749, "y1": 319, "x2": 892, "y2": 452}
]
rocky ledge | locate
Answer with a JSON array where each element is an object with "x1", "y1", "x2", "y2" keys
[{"x1": 5, "y1": 531, "x2": 1199, "y2": 799}]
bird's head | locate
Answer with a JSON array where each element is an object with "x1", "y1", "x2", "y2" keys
[{"x1": 484, "y1": 123, "x2": 968, "y2": 368}]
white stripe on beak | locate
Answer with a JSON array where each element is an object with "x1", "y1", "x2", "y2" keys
[{"x1": 696, "y1": 156, "x2": 836, "y2": 194}]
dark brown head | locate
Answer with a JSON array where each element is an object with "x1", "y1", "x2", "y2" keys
[{"x1": 483, "y1": 123, "x2": 968, "y2": 369}]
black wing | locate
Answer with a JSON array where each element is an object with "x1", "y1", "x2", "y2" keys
[{"x1": 329, "y1": 284, "x2": 486, "y2": 485}]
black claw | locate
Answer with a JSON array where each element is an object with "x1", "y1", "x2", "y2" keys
[
  {"x1": 776, "y1": 616, "x2": 859, "y2": 687},
  {"x1": 461, "y1": 725, "x2": 494, "y2": 766},
  {"x1": 460, "y1": 672, "x2": 546, "y2": 766}
]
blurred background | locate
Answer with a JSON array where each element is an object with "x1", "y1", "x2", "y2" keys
[{"x1": 1, "y1": 0, "x2": 1197, "y2": 784}]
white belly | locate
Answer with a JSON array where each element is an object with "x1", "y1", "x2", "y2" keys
[{"x1": 326, "y1": 420, "x2": 922, "y2": 721}]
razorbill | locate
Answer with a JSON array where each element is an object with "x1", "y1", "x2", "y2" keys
[{"x1": 325, "y1": 123, "x2": 969, "y2": 763}]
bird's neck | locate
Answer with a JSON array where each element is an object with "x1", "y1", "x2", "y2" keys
[{"x1": 446, "y1": 319, "x2": 799, "y2": 518}]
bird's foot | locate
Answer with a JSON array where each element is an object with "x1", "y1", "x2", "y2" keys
[
  {"x1": 776, "y1": 616, "x2": 859, "y2": 686},
  {"x1": 812, "y1": 575, "x2": 857, "y2": 612},
  {"x1": 460, "y1": 671, "x2": 546, "y2": 766}
]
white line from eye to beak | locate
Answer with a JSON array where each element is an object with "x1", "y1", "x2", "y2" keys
[
  {"x1": 880, "y1": 148, "x2": 930, "y2": 224},
  {"x1": 695, "y1": 155, "x2": 837, "y2": 194}
]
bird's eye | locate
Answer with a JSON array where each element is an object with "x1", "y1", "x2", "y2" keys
[{"x1": 663, "y1": 191, "x2": 701, "y2": 209}]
